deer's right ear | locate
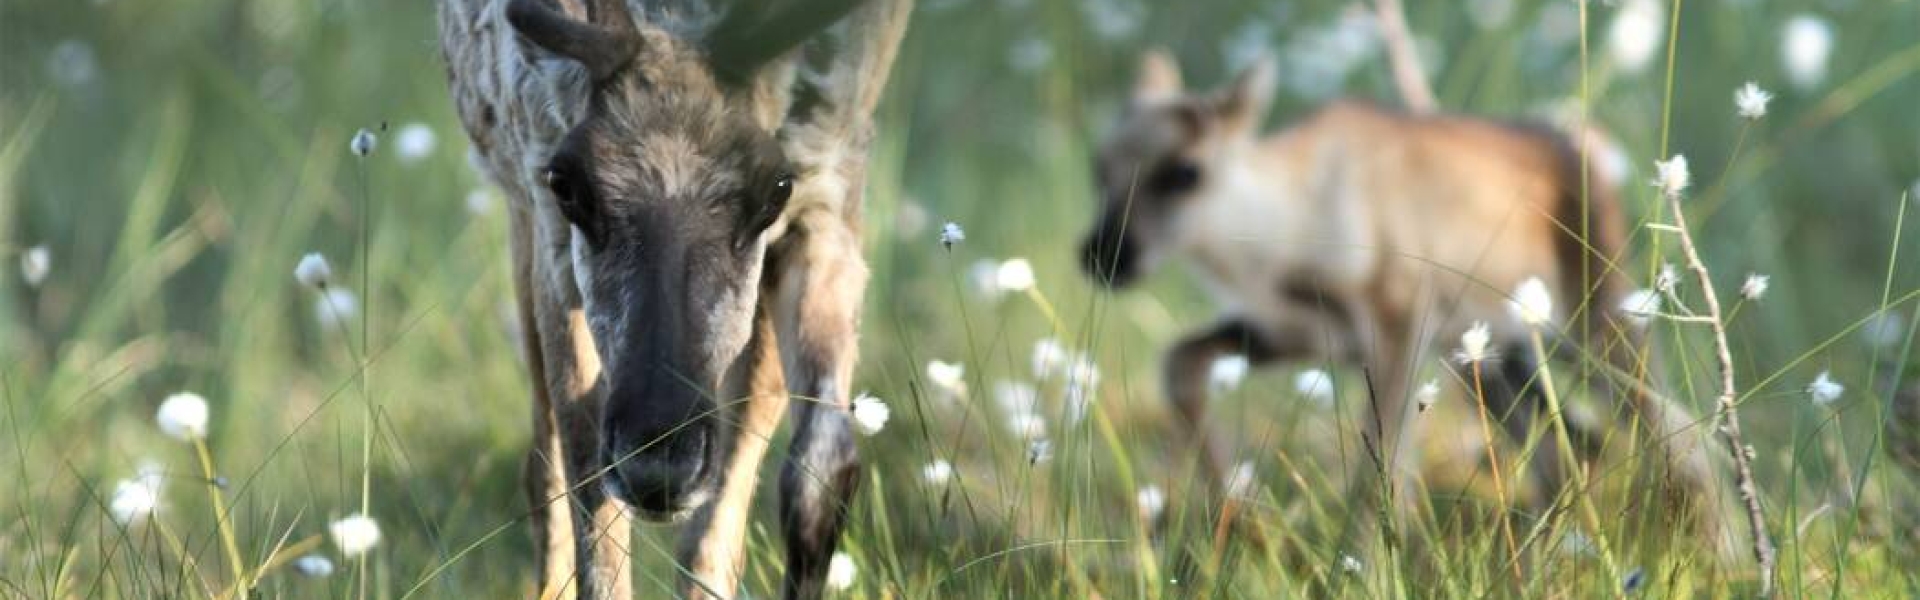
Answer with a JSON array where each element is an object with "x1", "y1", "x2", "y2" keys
[
  {"x1": 1134, "y1": 49, "x2": 1184, "y2": 105},
  {"x1": 506, "y1": 0, "x2": 641, "y2": 83}
]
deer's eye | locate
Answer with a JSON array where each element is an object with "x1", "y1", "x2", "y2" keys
[
  {"x1": 542, "y1": 162, "x2": 602, "y2": 242},
  {"x1": 1147, "y1": 159, "x2": 1201, "y2": 196},
  {"x1": 756, "y1": 173, "x2": 795, "y2": 228}
]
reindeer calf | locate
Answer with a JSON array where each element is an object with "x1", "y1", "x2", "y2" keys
[
  {"x1": 1080, "y1": 51, "x2": 1732, "y2": 553},
  {"x1": 438, "y1": 0, "x2": 909, "y2": 598}
]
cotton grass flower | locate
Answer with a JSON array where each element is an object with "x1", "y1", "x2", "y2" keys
[
  {"x1": 1136, "y1": 485, "x2": 1167, "y2": 521},
  {"x1": 1734, "y1": 82, "x2": 1773, "y2": 119},
  {"x1": 108, "y1": 477, "x2": 161, "y2": 524},
  {"x1": 825, "y1": 552, "x2": 857, "y2": 591},
  {"x1": 1606, "y1": 0, "x2": 1664, "y2": 74},
  {"x1": 1807, "y1": 370, "x2": 1843, "y2": 406},
  {"x1": 156, "y1": 392, "x2": 210, "y2": 442},
  {"x1": 1508, "y1": 277, "x2": 1554, "y2": 326},
  {"x1": 1031, "y1": 337, "x2": 1070, "y2": 378},
  {"x1": 995, "y1": 258, "x2": 1036, "y2": 292},
  {"x1": 1455, "y1": 321, "x2": 1495, "y2": 364},
  {"x1": 1655, "y1": 263, "x2": 1682, "y2": 294},
  {"x1": 1294, "y1": 369, "x2": 1334, "y2": 407},
  {"x1": 1781, "y1": 14, "x2": 1833, "y2": 90},
  {"x1": 1862, "y1": 311, "x2": 1907, "y2": 349},
  {"x1": 295, "y1": 252, "x2": 332, "y2": 289},
  {"x1": 939, "y1": 222, "x2": 965, "y2": 248},
  {"x1": 1338, "y1": 553, "x2": 1364, "y2": 574},
  {"x1": 1209, "y1": 354, "x2": 1251, "y2": 393},
  {"x1": 393, "y1": 122, "x2": 436, "y2": 164},
  {"x1": 1224, "y1": 461, "x2": 1258, "y2": 497},
  {"x1": 329, "y1": 513, "x2": 382, "y2": 557},
  {"x1": 349, "y1": 128, "x2": 378, "y2": 158},
  {"x1": 925, "y1": 360, "x2": 967, "y2": 401},
  {"x1": 19, "y1": 245, "x2": 49, "y2": 287},
  {"x1": 1652, "y1": 155, "x2": 1690, "y2": 198},
  {"x1": 1415, "y1": 379, "x2": 1441, "y2": 413},
  {"x1": 921, "y1": 460, "x2": 954, "y2": 486},
  {"x1": 1026, "y1": 439, "x2": 1054, "y2": 465},
  {"x1": 316, "y1": 288, "x2": 359, "y2": 329},
  {"x1": 1620, "y1": 288, "x2": 1663, "y2": 325},
  {"x1": 993, "y1": 380, "x2": 1040, "y2": 416},
  {"x1": 849, "y1": 393, "x2": 890, "y2": 436},
  {"x1": 968, "y1": 259, "x2": 1004, "y2": 300},
  {"x1": 293, "y1": 554, "x2": 336, "y2": 578},
  {"x1": 1741, "y1": 273, "x2": 1771, "y2": 301},
  {"x1": 1005, "y1": 412, "x2": 1047, "y2": 440},
  {"x1": 464, "y1": 189, "x2": 497, "y2": 216}
]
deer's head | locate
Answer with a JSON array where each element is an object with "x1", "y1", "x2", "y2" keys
[
  {"x1": 507, "y1": 0, "x2": 856, "y2": 520},
  {"x1": 1081, "y1": 50, "x2": 1275, "y2": 288}
]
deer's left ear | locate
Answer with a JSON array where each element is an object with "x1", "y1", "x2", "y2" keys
[{"x1": 1216, "y1": 56, "x2": 1276, "y2": 134}]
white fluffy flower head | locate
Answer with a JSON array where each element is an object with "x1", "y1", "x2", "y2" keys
[
  {"x1": 1781, "y1": 14, "x2": 1833, "y2": 90},
  {"x1": 1209, "y1": 354, "x2": 1251, "y2": 393},
  {"x1": 109, "y1": 477, "x2": 161, "y2": 524},
  {"x1": 925, "y1": 360, "x2": 967, "y2": 401},
  {"x1": 995, "y1": 258, "x2": 1036, "y2": 292},
  {"x1": 1026, "y1": 438, "x2": 1054, "y2": 465},
  {"x1": 393, "y1": 122, "x2": 436, "y2": 164},
  {"x1": 1620, "y1": 288, "x2": 1663, "y2": 325},
  {"x1": 1136, "y1": 485, "x2": 1167, "y2": 521},
  {"x1": 293, "y1": 554, "x2": 336, "y2": 578},
  {"x1": 316, "y1": 288, "x2": 359, "y2": 329},
  {"x1": 1415, "y1": 379, "x2": 1441, "y2": 413},
  {"x1": 1741, "y1": 273, "x2": 1771, "y2": 301},
  {"x1": 1734, "y1": 82, "x2": 1772, "y2": 119},
  {"x1": 295, "y1": 252, "x2": 332, "y2": 289},
  {"x1": 156, "y1": 392, "x2": 210, "y2": 441},
  {"x1": 330, "y1": 513, "x2": 382, "y2": 557},
  {"x1": 1509, "y1": 277, "x2": 1555, "y2": 326},
  {"x1": 1655, "y1": 263, "x2": 1682, "y2": 294},
  {"x1": 349, "y1": 128, "x2": 378, "y2": 158},
  {"x1": 1456, "y1": 321, "x2": 1495, "y2": 364},
  {"x1": 1031, "y1": 337, "x2": 1070, "y2": 378},
  {"x1": 826, "y1": 552, "x2": 857, "y2": 591},
  {"x1": 850, "y1": 393, "x2": 890, "y2": 436},
  {"x1": 1294, "y1": 369, "x2": 1334, "y2": 407},
  {"x1": 1807, "y1": 370, "x2": 1843, "y2": 406},
  {"x1": 1653, "y1": 155, "x2": 1690, "y2": 198},
  {"x1": 20, "y1": 245, "x2": 50, "y2": 287},
  {"x1": 939, "y1": 222, "x2": 965, "y2": 248},
  {"x1": 922, "y1": 460, "x2": 954, "y2": 485},
  {"x1": 1606, "y1": 0, "x2": 1664, "y2": 74}
]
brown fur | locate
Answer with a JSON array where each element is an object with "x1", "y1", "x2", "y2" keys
[
  {"x1": 438, "y1": 1, "x2": 910, "y2": 598},
  {"x1": 1085, "y1": 51, "x2": 1731, "y2": 557}
]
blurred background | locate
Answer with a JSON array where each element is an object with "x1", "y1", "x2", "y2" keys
[{"x1": 3, "y1": 0, "x2": 1919, "y2": 597}]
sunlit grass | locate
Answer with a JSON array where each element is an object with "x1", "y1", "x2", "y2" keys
[{"x1": 5, "y1": 0, "x2": 1920, "y2": 598}]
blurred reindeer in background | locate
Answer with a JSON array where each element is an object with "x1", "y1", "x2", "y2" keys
[
  {"x1": 1078, "y1": 50, "x2": 1735, "y2": 559},
  {"x1": 438, "y1": 0, "x2": 909, "y2": 597}
]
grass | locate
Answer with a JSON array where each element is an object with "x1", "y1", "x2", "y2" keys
[{"x1": 4, "y1": 0, "x2": 1920, "y2": 597}]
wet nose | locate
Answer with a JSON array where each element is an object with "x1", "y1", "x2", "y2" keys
[
  {"x1": 603, "y1": 406, "x2": 714, "y2": 520},
  {"x1": 1080, "y1": 226, "x2": 1139, "y2": 288}
]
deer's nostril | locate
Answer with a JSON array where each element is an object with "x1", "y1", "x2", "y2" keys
[{"x1": 605, "y1": 426, "x2": 712, "y2": 520}]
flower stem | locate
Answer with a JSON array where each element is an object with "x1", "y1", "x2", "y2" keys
[
  {"x1": 1526, "y1": 330, "x2": 1622, "y2": 595},
  {"x1": 193, "y1": 438, "x2": 249, "y2": 600},
  {"x1": 1469, "y1": 362, "x2": 1524, "y2": 591}
]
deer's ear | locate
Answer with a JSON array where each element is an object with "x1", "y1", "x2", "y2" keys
[
  {"x1": 1134, "y1": 49, "x2": 1184, "y2": 105},
  {"x1": 1216, "y1": 55, "x2": 1276, "y2": 134}
]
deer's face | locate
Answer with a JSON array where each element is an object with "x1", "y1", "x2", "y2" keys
[
  {"x1": 1081, "y1": 51, "x2": 1274, "y2": 289},
  {"x1": 510, "y1": 0, "x2": 806, "y2": 520}
]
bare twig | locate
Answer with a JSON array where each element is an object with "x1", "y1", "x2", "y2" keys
[
  {"x1": 1371, "y1": 0, "x2": 1437, "y2": 113},
  {"x1": 1665, "y1": 192, "x2": 1776, "y2": 595}
]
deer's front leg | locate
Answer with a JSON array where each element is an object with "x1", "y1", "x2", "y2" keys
[
  {"x1": 1164, "y1": 318, "x2": 1296, "y2": 492},
  {"x1": 678, "y1": 305, "x2": 788, "y2": 599},
  {"x1": 772, "y1": 217, "x2": 868, "y2": 600},
  {"x1": 527, "y1": 207, "x2": 631, "y2": 600}
]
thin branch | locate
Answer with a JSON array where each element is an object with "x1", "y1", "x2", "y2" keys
[
  {"x1": 1666, "y1": 190, "x2": 1776, "y2": 595},
  {"x1": 1371, "y1": 0, "x2": 1437, "y2": 113}
]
